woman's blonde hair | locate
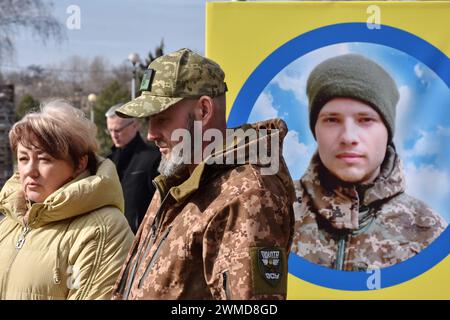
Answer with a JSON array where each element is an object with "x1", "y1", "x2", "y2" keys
[{"x1": 9, "y1": 99, "x2": 99, "y2": 174}]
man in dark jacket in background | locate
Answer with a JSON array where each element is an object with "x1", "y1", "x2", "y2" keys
[{"x1": 106, "y1": 104, "x2": 160, "y2": 233}]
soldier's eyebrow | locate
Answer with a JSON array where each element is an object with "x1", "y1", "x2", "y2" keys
[
  {"x1": 356, "y1": 111, "x2": 380, "y2": 118},
  {"x1": 318, "y1": 112, "x2": 341, "y2": 118}
]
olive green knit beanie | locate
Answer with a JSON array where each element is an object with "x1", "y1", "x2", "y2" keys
[{"x1": 307, "y1": 54, "x2": 399, "y2": 140}]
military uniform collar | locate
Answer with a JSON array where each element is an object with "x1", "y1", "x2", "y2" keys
[{"x1": 153, "y1": 162, "x2": 209, "y2": 204}]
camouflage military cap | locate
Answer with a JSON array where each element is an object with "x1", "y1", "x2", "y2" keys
[{"x1": 116, "y1": 48, "x2": 228, "y2": 118}]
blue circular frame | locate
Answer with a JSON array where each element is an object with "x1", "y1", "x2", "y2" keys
[{"x1": 227, "y1": 23, "x2": 450, "y2": 290}]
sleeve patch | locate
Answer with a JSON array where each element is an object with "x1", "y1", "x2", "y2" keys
[{"x1": 250, "y1": 247, "x2": 287, "y2": 295}]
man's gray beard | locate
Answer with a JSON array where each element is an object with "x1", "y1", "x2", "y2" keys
[
  {"x1": 157, "y1": 146, "x2": 186, "y2": 177},
  {"x1": 157, "y1": 114, "x2": 195, "y2": 177}
]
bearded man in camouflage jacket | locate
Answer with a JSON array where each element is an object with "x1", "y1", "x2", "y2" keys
[
  {"x1": 112, "y1": 48, "x2": 295, "y2": 299},
  {"x1": 291, "y1": 54, "x2": 447, "y2": 271}
]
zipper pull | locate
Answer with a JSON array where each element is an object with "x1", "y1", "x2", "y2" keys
[
  {"x1": 16, "y1": 226, "x2": 30, "y2": 250},
  {"x1": 151, "y1": 224, "x2": 157, "y2": 239}
]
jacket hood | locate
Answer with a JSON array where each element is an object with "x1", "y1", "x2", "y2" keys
[
  {"x1": 155, "y1": 118, "x2": 296, "y2": 204},
  {"x1": 300, "y1": 145, "x2": 405, "y2": 230},
  {"x1": 0, "y1": 157, "x2": 124, "y2": 228}
]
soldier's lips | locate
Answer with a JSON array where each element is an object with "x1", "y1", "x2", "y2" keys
[{"x1": 336, "y1": 153, "x2": 364, "y2": 164}]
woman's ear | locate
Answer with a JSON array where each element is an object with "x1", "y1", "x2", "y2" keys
[{"x1": 73, "y1": 155, "x2": 88, "y2": 177}]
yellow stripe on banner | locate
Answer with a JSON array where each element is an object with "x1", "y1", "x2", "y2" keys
[{"x1": 287, "y1": 256, "x2": 450, "y2": 299}]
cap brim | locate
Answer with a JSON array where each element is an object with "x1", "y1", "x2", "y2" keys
[{"x1": 115, "y1": 91, "x2": 184, "y2": 118}]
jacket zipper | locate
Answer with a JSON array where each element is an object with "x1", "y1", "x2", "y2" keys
[
  {"x1": 122, "y1": 186, "x2": 171, "y2": 299},
  {"x1": 150, "y1": 180, "x2": 171, "y2": 239},
  {"x1": 222, "y1": 271, "x2": 231, "y2": 300},
  {"x1": 334, "y1": 205, "x2": 379, "y2": 271},
  {"x1": 335, "y1": 234, "x2": 348, "y2": 270},
  {"x1": 2, "y1": 224, "x2": 31, "y2": 296},
  {"x1": 353, "y1": 206, "x2": 376, "y2": 235},
  {"x1": 137, "y1": 225, "x2": 172, "y2": 289},
  {"x1": 15, "y1": 225, "x2": 30, "y2": 249}
]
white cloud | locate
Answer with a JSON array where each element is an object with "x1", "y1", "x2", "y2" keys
[
  {"x1": 282, "y1": 130, "x2": 315, "y2": 180},
  {"x1": 413, "y1": 62, "x2": 436, "y2": 87},
  {"x1": 394, "y1": 85, "x2": 414, "y2": 154},
  {"x1": 399, "y1": 125, "x2": 450, "y2": 222},
  {"x1": 249, "y1": 92, "x2": 279, "y2": 122},
  {"x1": 305, "y1": 43, "x2": 351, "y2": 61},
  {"x1": 269, "y1": 43, "x2": 352, "y2": 106},
  {"x1": 403, "y1": 162, "x2": 450, "y2": 215},
  {"x1": 272, "y1": 73, "x2": 308, "y2": 105},
  {"x1": 414, "y1": 63, "x2": 425, "y2": 79},
  {"x1": 436, "y1": 126, "x2": 450, "y2": 136},
  {"x1": 404, "y1": 130, "x2": 439, "y2": 158},
  {"x1": 402, "y1": 126, "x2": 450, "y2": 159}
]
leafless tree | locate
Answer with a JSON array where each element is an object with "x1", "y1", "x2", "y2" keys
[{"x1": 0, "y1": 0, "x2": 64, "y2": 62}]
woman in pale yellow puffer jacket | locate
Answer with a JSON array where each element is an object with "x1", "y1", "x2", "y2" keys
[{"x1": 0, "y1": 100, "x2": 134, "y2": 299}]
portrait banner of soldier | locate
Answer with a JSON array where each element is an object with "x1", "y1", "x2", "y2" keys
[{"x1": 206, "y1": 0, "x2": 450, "y2": 299}]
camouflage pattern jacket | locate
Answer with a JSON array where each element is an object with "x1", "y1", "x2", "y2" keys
[
  {"x1": 292, "y1": 146, "x2": 447, "y2": 270},
  {"x1": 112, "y1": 119, "x2": 296, "y2": 299}
]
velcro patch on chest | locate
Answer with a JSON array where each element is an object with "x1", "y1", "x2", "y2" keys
[{"x1": 250, "y1": 247, "x2": 287, "y2": 295}]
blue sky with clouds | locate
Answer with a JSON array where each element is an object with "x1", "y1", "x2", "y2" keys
[
  {"x1": 248, "y1": 43, "x2": 450, "y2": 223},
  {"x1": 3, "y1": 0, "x2": 205, "y2": 69}
]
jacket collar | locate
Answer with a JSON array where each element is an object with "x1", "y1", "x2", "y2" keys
[
  {"x1": 0, "y1": 157, "x2": 124, "y2": 228},
  {"x1": 153, "y1": 163, "x2": 205, "y2": 204}
]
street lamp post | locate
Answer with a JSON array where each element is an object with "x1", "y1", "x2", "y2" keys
[
  {"x1": 128, "y1": 53, "x2": 140, "y2": 100},
  {"x1": 87, "y1": 93, "x2": 97, "y2": 123}
]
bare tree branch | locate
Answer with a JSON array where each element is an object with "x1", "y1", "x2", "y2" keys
[{"x1": 0, "y1": 0, "x2": 65, "y2": 62}]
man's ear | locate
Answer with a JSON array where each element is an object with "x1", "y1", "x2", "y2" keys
[
  {"x1": 195, "y1": 96, "x2": 215, "y2": 125},
  {"x1": 74, "y1": 155, "x2": 88, "y2": 177},
  {"x1": 132, "y1": 119, "x2": 141, "y2": 130}
]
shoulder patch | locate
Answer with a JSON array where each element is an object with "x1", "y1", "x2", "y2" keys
[{"x1": 250, "y1": 247, "x2": 287, "y2": 295}]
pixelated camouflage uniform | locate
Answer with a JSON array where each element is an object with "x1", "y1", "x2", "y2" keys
[
  {"x1": 112, "y1": 119, "x2": 295, "y2": 299},
  {"x1": 291, "y1": 145, "x2": 447, "y2": 270}
]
